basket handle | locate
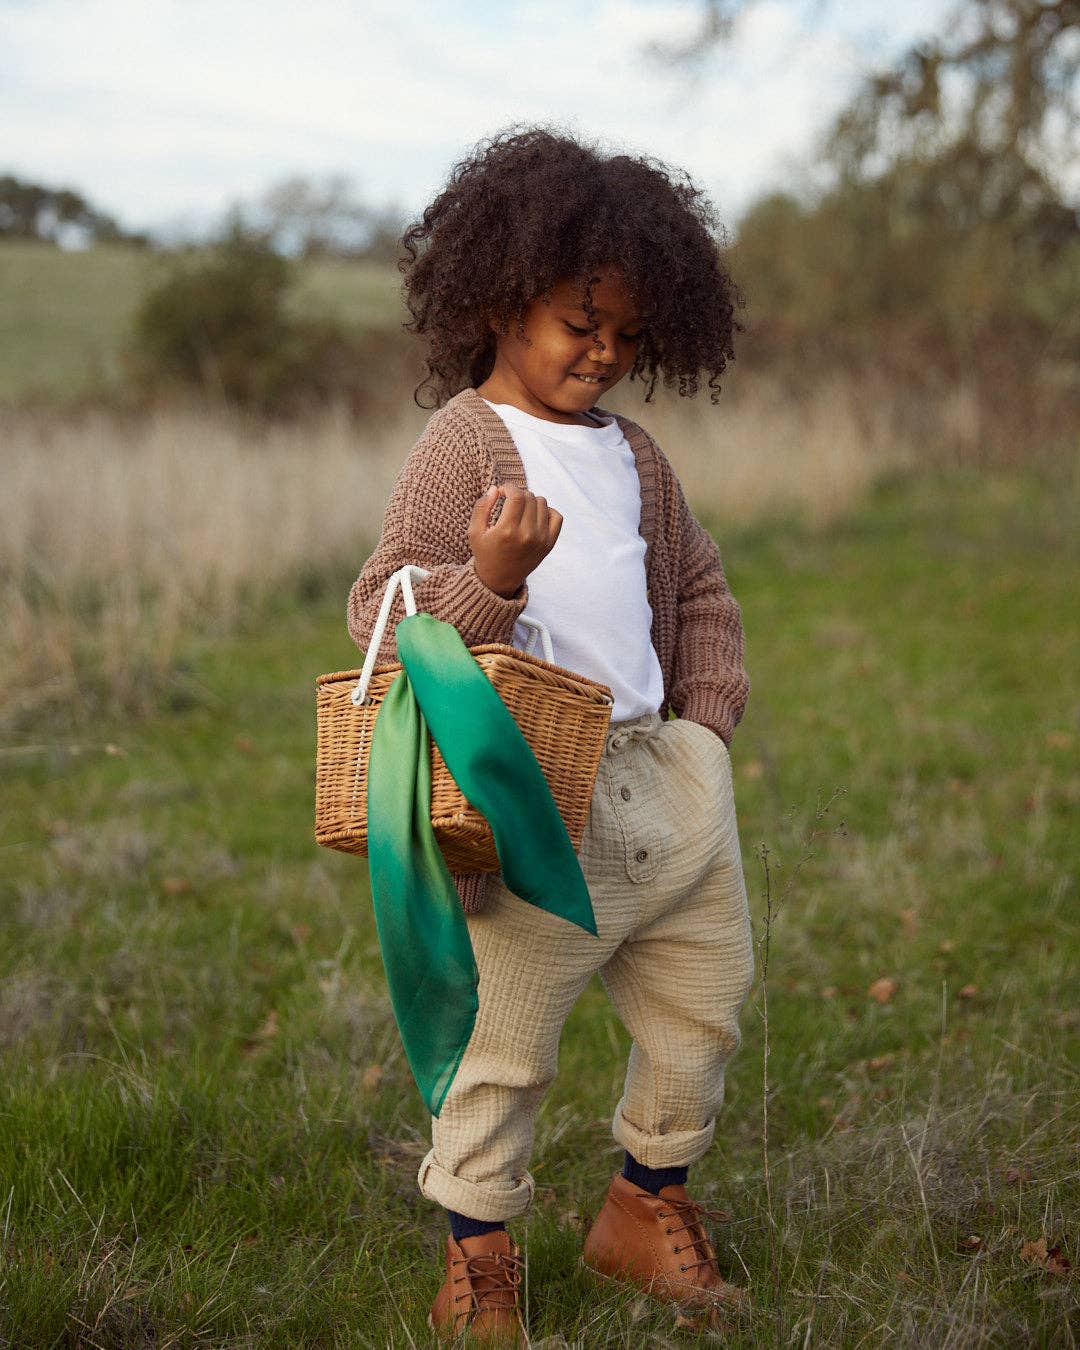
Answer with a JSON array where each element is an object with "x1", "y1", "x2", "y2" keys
[
  {"x1": 514, "y1": 616, "x2": 554, "y2": 664},
  {"x1": 352, "y1": 566, "x2": 430, "y2": 706},
  {"x1": 350, "y1": 566, "x2": 556, "y2": 706}
]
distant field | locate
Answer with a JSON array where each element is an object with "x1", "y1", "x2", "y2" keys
[{"x1": 0, "y1": 241, "x2": 404, "y2": 401}]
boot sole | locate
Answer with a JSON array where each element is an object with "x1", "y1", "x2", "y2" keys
[
  {"x1": 579, "y1": 1253, "x2": 746, "y2": 1314},
  {"x1": 427, "y1": 1310, "x2": 530, "y2": 1346}
]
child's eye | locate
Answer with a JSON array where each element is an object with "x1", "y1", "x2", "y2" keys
[{"x1": 564, "y1": 321, "x2": 643, "y2": 342}]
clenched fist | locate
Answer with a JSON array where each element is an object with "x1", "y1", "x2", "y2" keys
[{"x1": 468, "y1": 482, "x2": 564, "y2": 599}]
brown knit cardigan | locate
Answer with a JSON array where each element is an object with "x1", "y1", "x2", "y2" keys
[{"x1": 346, "y1": 386, "x2": 749, "y2": 913}]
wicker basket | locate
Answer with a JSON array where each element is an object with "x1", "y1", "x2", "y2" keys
[{"x1": 315, "y1": 566, "x2": 614, "y2": 872}]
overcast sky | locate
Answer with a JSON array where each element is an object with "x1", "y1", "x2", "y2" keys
[{"x1": 2, "y1": 0, "x2": 954, "y2": 238}]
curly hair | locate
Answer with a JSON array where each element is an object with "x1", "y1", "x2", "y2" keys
[{"x1": 399, "y1": 126, "x2": 744, "y2": 408}]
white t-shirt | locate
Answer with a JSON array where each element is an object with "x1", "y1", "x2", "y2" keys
[{"x1": 482, "y1": 399, "x2": 664, "y2": 722}]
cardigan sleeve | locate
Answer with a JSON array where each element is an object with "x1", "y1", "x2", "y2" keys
[
  {"x1": 346, "y1": 415, "x2": 529, "y2": 664},
  {"x1": 662, "y1": 456, "x2": 750, "y2": 747}
]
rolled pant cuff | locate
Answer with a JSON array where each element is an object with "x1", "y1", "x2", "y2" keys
[
  {"x1": 612, "y1": 1099, "x2": 716, "y2": 1169},
  {"x1": 417, "y1": 1149, "x2": 535, "y2": 1221}
]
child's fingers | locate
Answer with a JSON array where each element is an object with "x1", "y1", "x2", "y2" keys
[
  {"x1": 519, "y1": 492, "x2": 541, "y2": 536},
  {"x1": 532, "y1": 495, "x2": 557, "y2": 541},
  {"x1": 471, "y1": 486, "x2": 500, "y2": 529},
  {"x1": 493, "y1": 482, "x2": 528, "y2": 530}
]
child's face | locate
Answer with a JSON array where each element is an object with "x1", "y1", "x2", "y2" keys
[{"x1": 480, "y1": 266, "x2": 643, "y2": 424}]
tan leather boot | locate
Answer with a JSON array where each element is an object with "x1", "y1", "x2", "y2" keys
[
  {"x1": 428, "y1": 1229, "x2": 529, "y2": 1345},
  {"x1": 582, "y1": 1172, "x2": 745, "y2": 1311}
]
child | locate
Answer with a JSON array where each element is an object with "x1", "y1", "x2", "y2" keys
[{"x1": 347, "y1": 126, "x2": 754, "y2": 1343}]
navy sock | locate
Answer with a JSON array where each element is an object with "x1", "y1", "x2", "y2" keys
[
  {"x1": 622, "y1": 1151, "x2": 689, "y2": 1195},
  {"x1": 448, "y1": 1209, "x2": 506, "y2": 1242}
]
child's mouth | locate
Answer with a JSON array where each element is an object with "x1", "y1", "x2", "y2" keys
[{"x1": 570, "y1": 373, "x2": 608, "y2": 385}]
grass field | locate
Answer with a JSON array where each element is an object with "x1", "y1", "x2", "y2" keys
[
  {"x1": 0, "y1": 242, "x2": 403, "y2": 402},
  {"x1": 2, "y1": 470, "x2": 1077, "y2": 1346}
]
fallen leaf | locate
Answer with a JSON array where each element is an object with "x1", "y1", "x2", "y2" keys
[
  {"x1": 868, "y1": 1054, "x2": 895, "y2": 1073},
  {"x1": 1018, "y1": 1236, "x2": 1071, "y2": 1275},
  {"x1": 867, "y1": 977, "x2": 899, "y2": 1004},
  {"x1": 361, "y1": 1064, "x2": 384, "y2": 1092},
  {"x1": 899, "y1": 908, "x2": 919, "y2": 935},
  {"x1": 1045, "y1": 730, "x2": 1071, "y2": 749},
  {"x1": 741, "y1": 759, "x2": 764, "y2": 779},
  {"x1": 290, "y1": 923, "x2": 312, "y2": 944},
  {"x1": 162, "y1": 876, "x2": 192, "y2": 895},
  {"x1": 104, "y1": 742, "x2": 124, "y2": 756},
  {"x1": 939, "y1": 939, "x2": 956, "y2": 954},
  {"x1": 234, "y1": 735, "x2": 254, "y2": 753},
  {"x1": 821, "y1": 986, "x2": 837, "y2": 1000},
  {"x1": 960, "y1": 1234, "x2": 983, "y2": 1252},
  {"x1": 958, "y1": 984, "x2": 978, "y2": 1000},
  {"x1": 1005, "y1": 1164, "x2": 1032, "y2": 1185}
]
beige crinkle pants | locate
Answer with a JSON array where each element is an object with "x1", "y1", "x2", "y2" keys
[{"x1": 417, "y1": 711, "x2": 755, "y2": 1221}]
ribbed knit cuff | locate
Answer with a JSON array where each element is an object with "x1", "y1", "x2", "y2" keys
[
  {"x1": 426, "y1": 557, "x2": 528, "y2": 648},
  {"x1": 454, "y1": 872, "x2": 490, "y2": 915},
  {"x1": 678, "y1": 688, "x2": 739, "y2": 748}
]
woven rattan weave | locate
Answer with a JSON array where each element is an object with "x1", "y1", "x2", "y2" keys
[{"x1": 315, "y1": 641, "x2": 614, "y2": 873}]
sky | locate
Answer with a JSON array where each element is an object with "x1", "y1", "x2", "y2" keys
[{"x1": 1, "y1": 0, "x2": 956, "y2": 239}]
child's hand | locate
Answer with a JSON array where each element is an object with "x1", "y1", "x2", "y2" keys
[{"x1": 469, "y1": 483, "x2": 563, "y2": 599}]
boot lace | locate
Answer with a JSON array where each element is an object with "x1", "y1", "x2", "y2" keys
[
  {"x1": 640, "y1": 1192, "x2": 730, "y2": 1278},
  {"x1": 451, "y1": 1247, "x2": 525, "y2": 1315}
]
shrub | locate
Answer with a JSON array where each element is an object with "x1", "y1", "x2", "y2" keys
[{"x1": 125, "y1": 228, "x2": 419, "y2": 418}]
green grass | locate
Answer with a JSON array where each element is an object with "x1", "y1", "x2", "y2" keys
[
  {"x1": 1, "y1": 472, "x2": 1077, "y2": 1346},
  {"x1": 0, "y1": 241, "x2": 403, "y2": 402}
]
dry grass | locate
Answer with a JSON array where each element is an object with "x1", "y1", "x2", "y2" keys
[
  {"x1": 610, "y1": 368, "x2": 909, "y2": 529},
  {"x1": 0, "y1": 367, "x2": 1022, "y2": 731}
]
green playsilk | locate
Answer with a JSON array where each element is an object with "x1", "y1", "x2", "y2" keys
[{"x1": 366, "y1": 611, "x2": 598, "y2": 1116}]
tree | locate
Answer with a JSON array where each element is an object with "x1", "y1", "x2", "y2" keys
[
  {"x1": 244, "y1": 173, "x2": 406, "y2": 259},
  {"x1": 654, "y1": 0, "x2": 1080, "y2": 236},
  {"x1": 0, "y1": 174, "x2": 146, "y2": 245},
  {"x1": 827, "y1": 0, "x2": 1080, "y2": 242}
]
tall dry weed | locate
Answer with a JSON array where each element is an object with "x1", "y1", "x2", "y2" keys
[{"x1": 1, "y1": 373, "x2": 910, "y2": 725}]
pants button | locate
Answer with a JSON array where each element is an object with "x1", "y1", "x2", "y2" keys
[
  {"x1": 635, "y1": 848, "x2": 648, "y2": 863},
  {"x1": 620, "y1": 786, "x2": 632, "y2": 801}
]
